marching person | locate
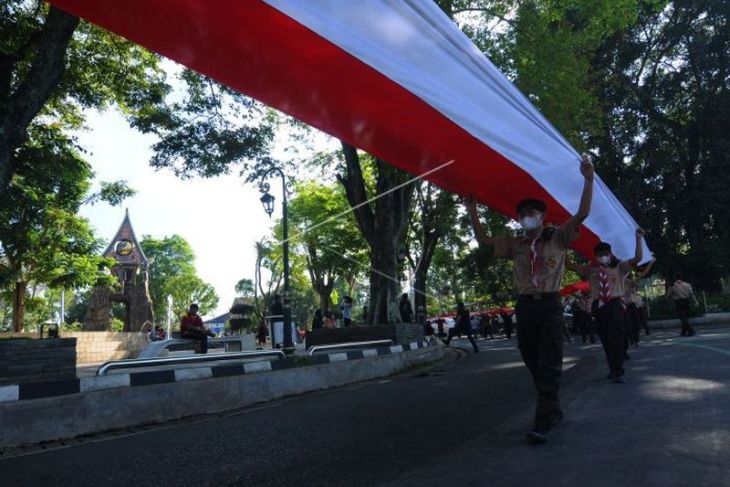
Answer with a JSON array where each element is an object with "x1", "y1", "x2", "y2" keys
[
  {"x1": 624, "y1": 258, "x2": 656, "y2": 346},
  {"x1": 500, "y1": 309, "x2": 514, "y2": 340},
  {"x1": 443, "y1": 300, "x2": 479, "y2": 353},
  {"x1": 669, "y1": 274, "x2": 699, "y2": 336},
  {"x1": 466, "y1": 153, "x2": 594, "y2": 445},
  {"x1": 569, "y1": 229, "x2": 646, "y2": 384}
]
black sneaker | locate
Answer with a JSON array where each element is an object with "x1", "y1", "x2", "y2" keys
[
  {"x1": 606, "y1": 372, "x2": 614, "y2": 380},
  {"x1": 526, "y1": 429, "x2": 548, "y2": 445},
  {"x1": 613, "y1": 376, "x2": 625, "y2": 384}
]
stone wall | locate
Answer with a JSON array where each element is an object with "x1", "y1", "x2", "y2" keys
[
  {"x1": 64, "y1": 332, "x2": 149, "y2": 363},
  {"x1": 0, "y1": 338, "x2": 77, "y2": 385},
  {"x1": 0, "y1": 332, "x2": 149, "y2": 364}
]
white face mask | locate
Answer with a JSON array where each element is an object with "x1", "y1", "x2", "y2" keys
[
  {"x1": 519, "y1": 215, "x2": 542, "y2": 231},
  {"x1": 597, "y1": 255, "x2": 611, "y2": 265}
]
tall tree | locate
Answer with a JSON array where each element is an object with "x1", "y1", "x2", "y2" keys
[
  {"x1": 288, "y1": 180, "x2": 367, "y2": 311},
  {"x1": 337, "y1": 144, "x2": 415, "y2": 324},
  {"x1": 504, "y1": 0, "x2": 729, "y2": 288},
  {"x1": 406, "y1": 183, "x2": 459, "y2": 320},
  {"x1": 0, "y1": 2, "x2": 172, "y2": 194},
  {"x1": 1, "y1": 2, "x2": 276, "y2": 197},
  {"x1": 140, "y1": 235, "x2": 218, "y2": 318},
  {"x1": 0, "y1": 126, "x2": 117, "y2": 331}
]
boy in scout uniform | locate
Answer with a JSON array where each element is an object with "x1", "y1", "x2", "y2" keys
[
  {"x1": 669, "y1": 275, "x2": 699, "y2": 336},
  {"x1": 624, "y1": 258, "x2": 656, "y2": 345},
  {"x1": 466, "y1": 154, "x2": 594, "y2": 445},
  {"x1": 568, "y1": 229, "x2": 646, "y2": 383}
]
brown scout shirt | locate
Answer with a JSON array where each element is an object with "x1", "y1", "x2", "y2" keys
[
  {"x1": 587, "y1": 261, "x2": 633, "y2": 301},
  {"x1": 492, "y1": 225, "x2": 578, "y2": 295},
  {"x1": 670, "y1": 281, "x2": 694, "y2": 300}
]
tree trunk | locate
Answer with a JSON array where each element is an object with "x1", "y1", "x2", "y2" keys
[
  {"x1": 12, "y1": 281, "x2": 27, "y2": 332},
  {"x1": 315, "y1": 282, "x2": 333, "y2": 311},
  {"x1": 369, "y1": 234, "x2": 399, "y2": 324},
  {"x1": 413, "y1": 236, "x2": 437, "y2": 321},
  {"x1": 337, "y1": 142, "x2": 414, "y2": 325},
  {"x1": 413, "y1": 266, "x2": 428, "y2": 323}
]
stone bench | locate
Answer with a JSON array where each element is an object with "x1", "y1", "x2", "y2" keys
[{"x1": 137, "y1": 335, "x2": 255, "y2": 359}]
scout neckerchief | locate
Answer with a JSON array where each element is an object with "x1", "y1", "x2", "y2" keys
[
  {"x1": 524, "y1": 226, "x2": 556, "y2": 290},
  {"x1": 529, "y1": 236, "x2": 540, "y2": 288},
  {"x1": 598, "y1": 264, "x2": 611, "y2": 306}
]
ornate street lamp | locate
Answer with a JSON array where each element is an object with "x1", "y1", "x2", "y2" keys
[
  {"x1": 258, "y1": 172, "x2": 294, "y2": 353},
  {"x1": 259, "y1": 191, "x2": 275, "y2": 218}
]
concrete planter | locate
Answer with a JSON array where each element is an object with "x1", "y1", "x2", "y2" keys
[
  {"x1": 306, "y1": 323, "x2": 424, "y2": 348},
  {"x1": 0, "y1": 338, "x2": 77, "y2": 385}
]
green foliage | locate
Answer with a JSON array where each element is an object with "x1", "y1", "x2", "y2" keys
[
  {"x1": 83, "y1": 180, "x2": 136, "y2": 206},
  {"x1": 109, "y1": 317, "x2": 125, "y2": 332},
  {"x1": 234, "y1": 278, "x2": 255, "y2": 298},
  {"x1": 140, "y1": 235, "x2": 219, "y2": 319},
  {"x1": 288, "y1": 179, "x2": 368, "y2": 309},
  {"x1": 63, "y1": 321, "x2": 83, "y2": 331},
  {"x1": 497, "y1": 0, "x2": 730, "y2": 289},
  {"x1": 0, "y1": 123, "x2": 119, "y2": 330}
]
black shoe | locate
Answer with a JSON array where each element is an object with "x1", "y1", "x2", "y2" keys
[
  {"x1": 473, "y1": 348, "x2": 479, "y2": 354},
  {"x1": 624, "y1": 353, "x2": 630, "y2": 360},
  {"x1": 526, "y1": 429, "x2": 548, "y2": 445},
  {"x1": 613, "y1": 376, "x2": 625, "y2": 384},
  {"x1": 606, "y1": 372, "x2": 614, "y2": 380}
]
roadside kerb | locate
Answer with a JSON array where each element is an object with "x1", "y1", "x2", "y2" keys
[{"x1": 0, "y1": 340, "x2": 442, "y2": 448}]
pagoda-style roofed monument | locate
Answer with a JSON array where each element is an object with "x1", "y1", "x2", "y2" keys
[{"x1": 84, "y1": 210, "x2": 154, "y2": 331}]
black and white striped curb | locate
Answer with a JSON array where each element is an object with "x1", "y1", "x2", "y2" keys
[{"x1": 0, "y1": 339, "x2": 438, "y2": 403}]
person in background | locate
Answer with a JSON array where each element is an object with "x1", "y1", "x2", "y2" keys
[
  {"x1": 568, "y1": 229, "x2": 646, "y2": 384},
  {"x1": 624, "y1": 259, "x2": 655, "y2": 346},
  {"x1": 575, "y1": 292, "x2": 595, "y2": 344},
  {"x1": 256, "y1": 318, "x2": 268, "y2": 348},
  {"x1": 481, "y1": 313, "x2": 494, "y2": 340},
  {"x1": 669, "y1": 274, "x2": 699, "y2": 336},
  {"x1": 340, "y1": 296, "x2": 353, "y2": 327},
  {"x1": 323, "y1": 310, "x2": 336, "y2": 329},
  {"x1": 399, "y1": 293, "x2": 414, "y2": 323},
  {"x1": 500, "y1": 310, "x2": 514, "y2": 340},
  {"x1": 180, "y1": 303, "x2": 215, "y2": 354},
  {"x1": 470, "y1": 313, "x2": 482, "y2": 338},
  {"x1": 443, "y1": 301, "x2": 479, "y2": 353},
  {"x1": 311, "y1": 309, "x2": 324, "y2": 330},
  {"x1": 154, "y1": 325, "x2": 166, "y2": 341}
]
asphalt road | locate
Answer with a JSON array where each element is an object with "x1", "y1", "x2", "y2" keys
[{"x1": 3, "y1": 326, "x2": 730, "y2": 487}]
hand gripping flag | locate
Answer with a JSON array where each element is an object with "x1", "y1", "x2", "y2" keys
[{"x1": 49, "y1": 0, "x2": 651, "y2": 263}]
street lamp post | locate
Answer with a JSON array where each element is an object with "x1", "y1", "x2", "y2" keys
[{"x1": 259, "y1": 169, "x2": 294, "y2": 354}]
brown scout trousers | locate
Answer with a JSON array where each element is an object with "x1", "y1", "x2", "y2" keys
[{"x1": 516, "y1": 294, "x2": 564, "y2": 431}]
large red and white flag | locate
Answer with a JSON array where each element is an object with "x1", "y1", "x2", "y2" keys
[{"x1": 49, "y1": 0, "x2": 651, "y2": 262}]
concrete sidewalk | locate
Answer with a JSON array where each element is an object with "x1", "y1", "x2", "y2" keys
[{"x1": 390, "y1": 326, "x2": 730, "y2": 487}]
